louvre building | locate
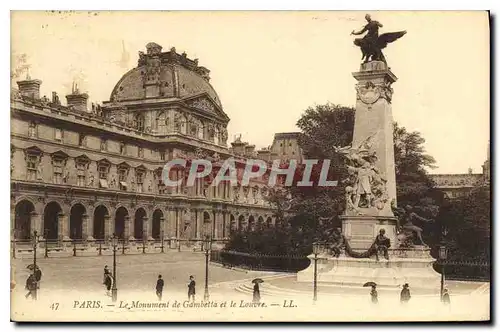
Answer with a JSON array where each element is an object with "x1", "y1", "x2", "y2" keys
[{"x1": 11, "y1": 42, "x2": 276, "y2": 250}]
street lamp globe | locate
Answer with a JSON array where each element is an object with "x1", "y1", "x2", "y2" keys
[
  {"x1": 111, "y1": 233, "x2": 118, "y2": 247},
  {"x1": 439, "y1": 245, "x2": 447, "y2": 260},
  {"x1": 312, "y1": 242, "x2": 321, "y2": 255}
]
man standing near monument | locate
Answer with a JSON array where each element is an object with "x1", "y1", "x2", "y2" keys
[{"x1": 373, "y1": 229, "x2": 390, "y2": 261}]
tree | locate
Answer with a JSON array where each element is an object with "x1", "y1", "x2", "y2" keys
[{"x1": 225, "y1": 103, "x2": 439, "y2": 254}]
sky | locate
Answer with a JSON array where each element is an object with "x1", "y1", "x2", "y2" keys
[{"x1": 10, "y1": 11, "x2": 490, "y2": 174}]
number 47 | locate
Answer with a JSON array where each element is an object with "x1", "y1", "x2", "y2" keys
[{"x1": 50, "y1": 303, "x2": 59, "y2": 310}]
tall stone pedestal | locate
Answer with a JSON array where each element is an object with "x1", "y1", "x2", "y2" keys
[{"x1": 297, "y1": 247, "x2": 441, "y2": 290}]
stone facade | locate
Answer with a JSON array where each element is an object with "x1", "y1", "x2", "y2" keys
[
  {"x1": 11, "y1": 43, "x2": 275, "y2": 244},
  {"x1": 430, "y1": 141, "x2": 490, "y2": 199}
]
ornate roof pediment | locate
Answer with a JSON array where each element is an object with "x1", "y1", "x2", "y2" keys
[
  {"x1": 24, "y1": 146, "x2": 43, "y2": 156},
  {"x1": 183, "y1": 93, "x2": 229, "y2": 121},
  {"x1": 51, "y1": 150, "x2": 69, "y2": 160},
  {"x1": 75, "y1": 154, "x2": 91, "y2": 164},
  {"x1": 97, "y1": 158, "x2": 112, "y2": 166},
  {"x1": 118, "y1": 161, "x2": 131, "y2": 169}
]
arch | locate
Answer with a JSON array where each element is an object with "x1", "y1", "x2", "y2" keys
[
  {"x1": 14, "y1": 196, "x2": 38, "y2": 213},
  {"x1": 69, "y1": 203, "x2": 86, "y2": 239},
  {"x1": 43, "y1": 201, "x2": 62, "y2": 240},
  {"x1": 134, "y1": 207, "x2": 147, "y2": 239},
  {"x1": 266, "y1": 216, "x2": 273, "y2": 228},
  {"x1": 229, "y1": 214, "x2": 236, "y2": 234},
  {"x1": 93, "y1": 205, "x2": 108, "y2": 240},
  {"x1": 14, "y1": 200, "x2": 35, "y2": 240},
  {"x1": 257, "y1": 216, "x2": 265, "y2": 229},
  {"x1": 114, "y1": 206, "x2": 129, "y2": 239},
  {"x1": 238, "y1": 215, "x2": 246, "y2": 231},
  {"x1": 152, "y1": 209, "x2": 164, "y2": 239},
  {"x1": 248, "y1": 215, "x2": 256, "y2": 231}
]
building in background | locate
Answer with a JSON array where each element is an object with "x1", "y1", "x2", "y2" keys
[
  {"x1": 11, "y1": 42, "x2": 276, "y2": 247},
  {"x1": 430, "y1": 141, "x2": 490, "y2": 199}
]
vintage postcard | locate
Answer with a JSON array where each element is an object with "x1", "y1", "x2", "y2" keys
[{"x1": 10, "y1": 11, "x2": 490, "y2": 322}]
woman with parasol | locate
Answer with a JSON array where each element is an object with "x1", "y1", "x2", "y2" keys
[
  {"x1": 364, "y1": 282, "x2": 378, "y2": 304},
  {"x1": 252, "y1": 278, "x2": 263, "y2": 303}
]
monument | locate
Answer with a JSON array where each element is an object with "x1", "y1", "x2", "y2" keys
[{"x1": 297, "y1": 14, "x2": 441, "y2": 289}]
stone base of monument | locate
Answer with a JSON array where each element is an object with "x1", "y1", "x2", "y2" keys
[{"x1": 297, "y1": 247, "x2": 441, "y2": 290}]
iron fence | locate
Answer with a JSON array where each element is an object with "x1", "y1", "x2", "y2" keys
[{"x1": 210, "y1": 250, "x2": 310, "y2": 272}]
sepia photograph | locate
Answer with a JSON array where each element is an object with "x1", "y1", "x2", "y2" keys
[{"x1": 9, "y1": 10, "x2": 490, "y2": 322}]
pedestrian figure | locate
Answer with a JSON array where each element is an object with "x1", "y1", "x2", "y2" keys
[
  {"x1": 442, "y1": 288, "x2": 450, "y2": 305},
  {"x1": 34, "y1": 267, "x2": 42, "y2": 290},
  {"x1": 370, "y1": 285, "x2": 378, "y2": 304},
  {"x1": 188, "y1": 275, "x2": 196, "y2": 302},
  {"x1": 25, "y1": 273, "x2": 37, "y2": 300},
  {"x1": 103, "y1": 265, "x2": 110, "y2": 284},
  {"x1": 253, "y1": 283, "x2": 261, "y2": 303},
  {"x1": 400, "y1": 283, "x2": 411, "y2": 303},
  {"x1": 104, "y1": 273, "x2": 113, "y2": 297},
  {"x1": 156, "y1": 274, "x2": 164, "y2": 301}
]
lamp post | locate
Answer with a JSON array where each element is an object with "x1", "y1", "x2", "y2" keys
[
  {"x1": 110, "y1": 233, "x2": 118, "y2": 302},
  {"x1": 160, "y1": 230, "x2": 164, "y2": 253},
  {"x1": 72, "y1": 229, "x2": 77, "y2": 257},
  {"x1": 203, "y1": 236, "x2": 211, "y2": 301},
  {"x1": 312, "y1": 242, "x2": 320, "y2": 303},
  {"x1": 44, "y1": 229, "x2": 49, "y2": 258},
  {"x1": 439, "y1": 243, "x2": 447, "y2": 301},
  {"x1": 32, "y1": 230, "x2": 40, "y2": 300}
]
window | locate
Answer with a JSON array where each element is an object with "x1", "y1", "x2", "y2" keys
[
  {"x1": 78, "y1": 134, "x2": 86, "y2": 147},
  {"x1": 100, "y1": 139, "x2": 107, "y2": 151},
  {"x1": 55, "y1": 129, "x2": 63, "y2": 142},
  {"x1": 160, "y1": 149, "x2": 166, "y2": 161},
  {"x1": 136, "y1": 114, "x2": 145, "y2": 132},
  {"x1": 26, "y1": 155, "x2": 38, "y2": 181},
  {"x1": 120, "y1": 142, "x2": 126, "y2": 155},
  {"x1": 136, "y1": 171, "x2": 144, "y2": 193},
  {"x1": 52, "y1": 158, "x2": 64, "y2": 184},
  {"x1": 118, "y1": 167, "x2": 128, "y2": 190},
  {"x1": 98, "y1": 164, "x2": 108, "y2": 179},
  {"x1": 289, "y1": 142, "x2": 292, "y2": 147},
  {"x1": 28, "y1": 122, "x2": 37, "y2": 138},
  {"x1": 158, "y1": 179, "x2": 165, "y2": 194},
  {"x1": 98, "y1": 163, "x2": 109, "y2": 188},
  {"x1": 138, "y1": 147, "x2": 144, "y2": 158},
  {"x1": 76, "y1": 162, "x2": 86, "y2": 186}
]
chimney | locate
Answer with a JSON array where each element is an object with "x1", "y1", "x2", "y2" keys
[
  {"x1": 16, "y1": 74, "x2": 42, "y2": 100},
  {"x1": 245, "y1": 144, "x2": 256, "y2": 156},
  {"x1": 231, "y1": 135, "x2": 247, "y2": 156},
  {"x1": 66, "y1": 83, "x2": 89, "y2": 112}
]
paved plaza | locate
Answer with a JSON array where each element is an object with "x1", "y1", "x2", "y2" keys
[{"x1": 11, "y1": 252, "x2": 490, "y2": 322}]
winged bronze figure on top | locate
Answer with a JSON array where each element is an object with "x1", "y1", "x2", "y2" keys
[{"x1": 351, "y1": 14, "x2": 407, "y2": 64}]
